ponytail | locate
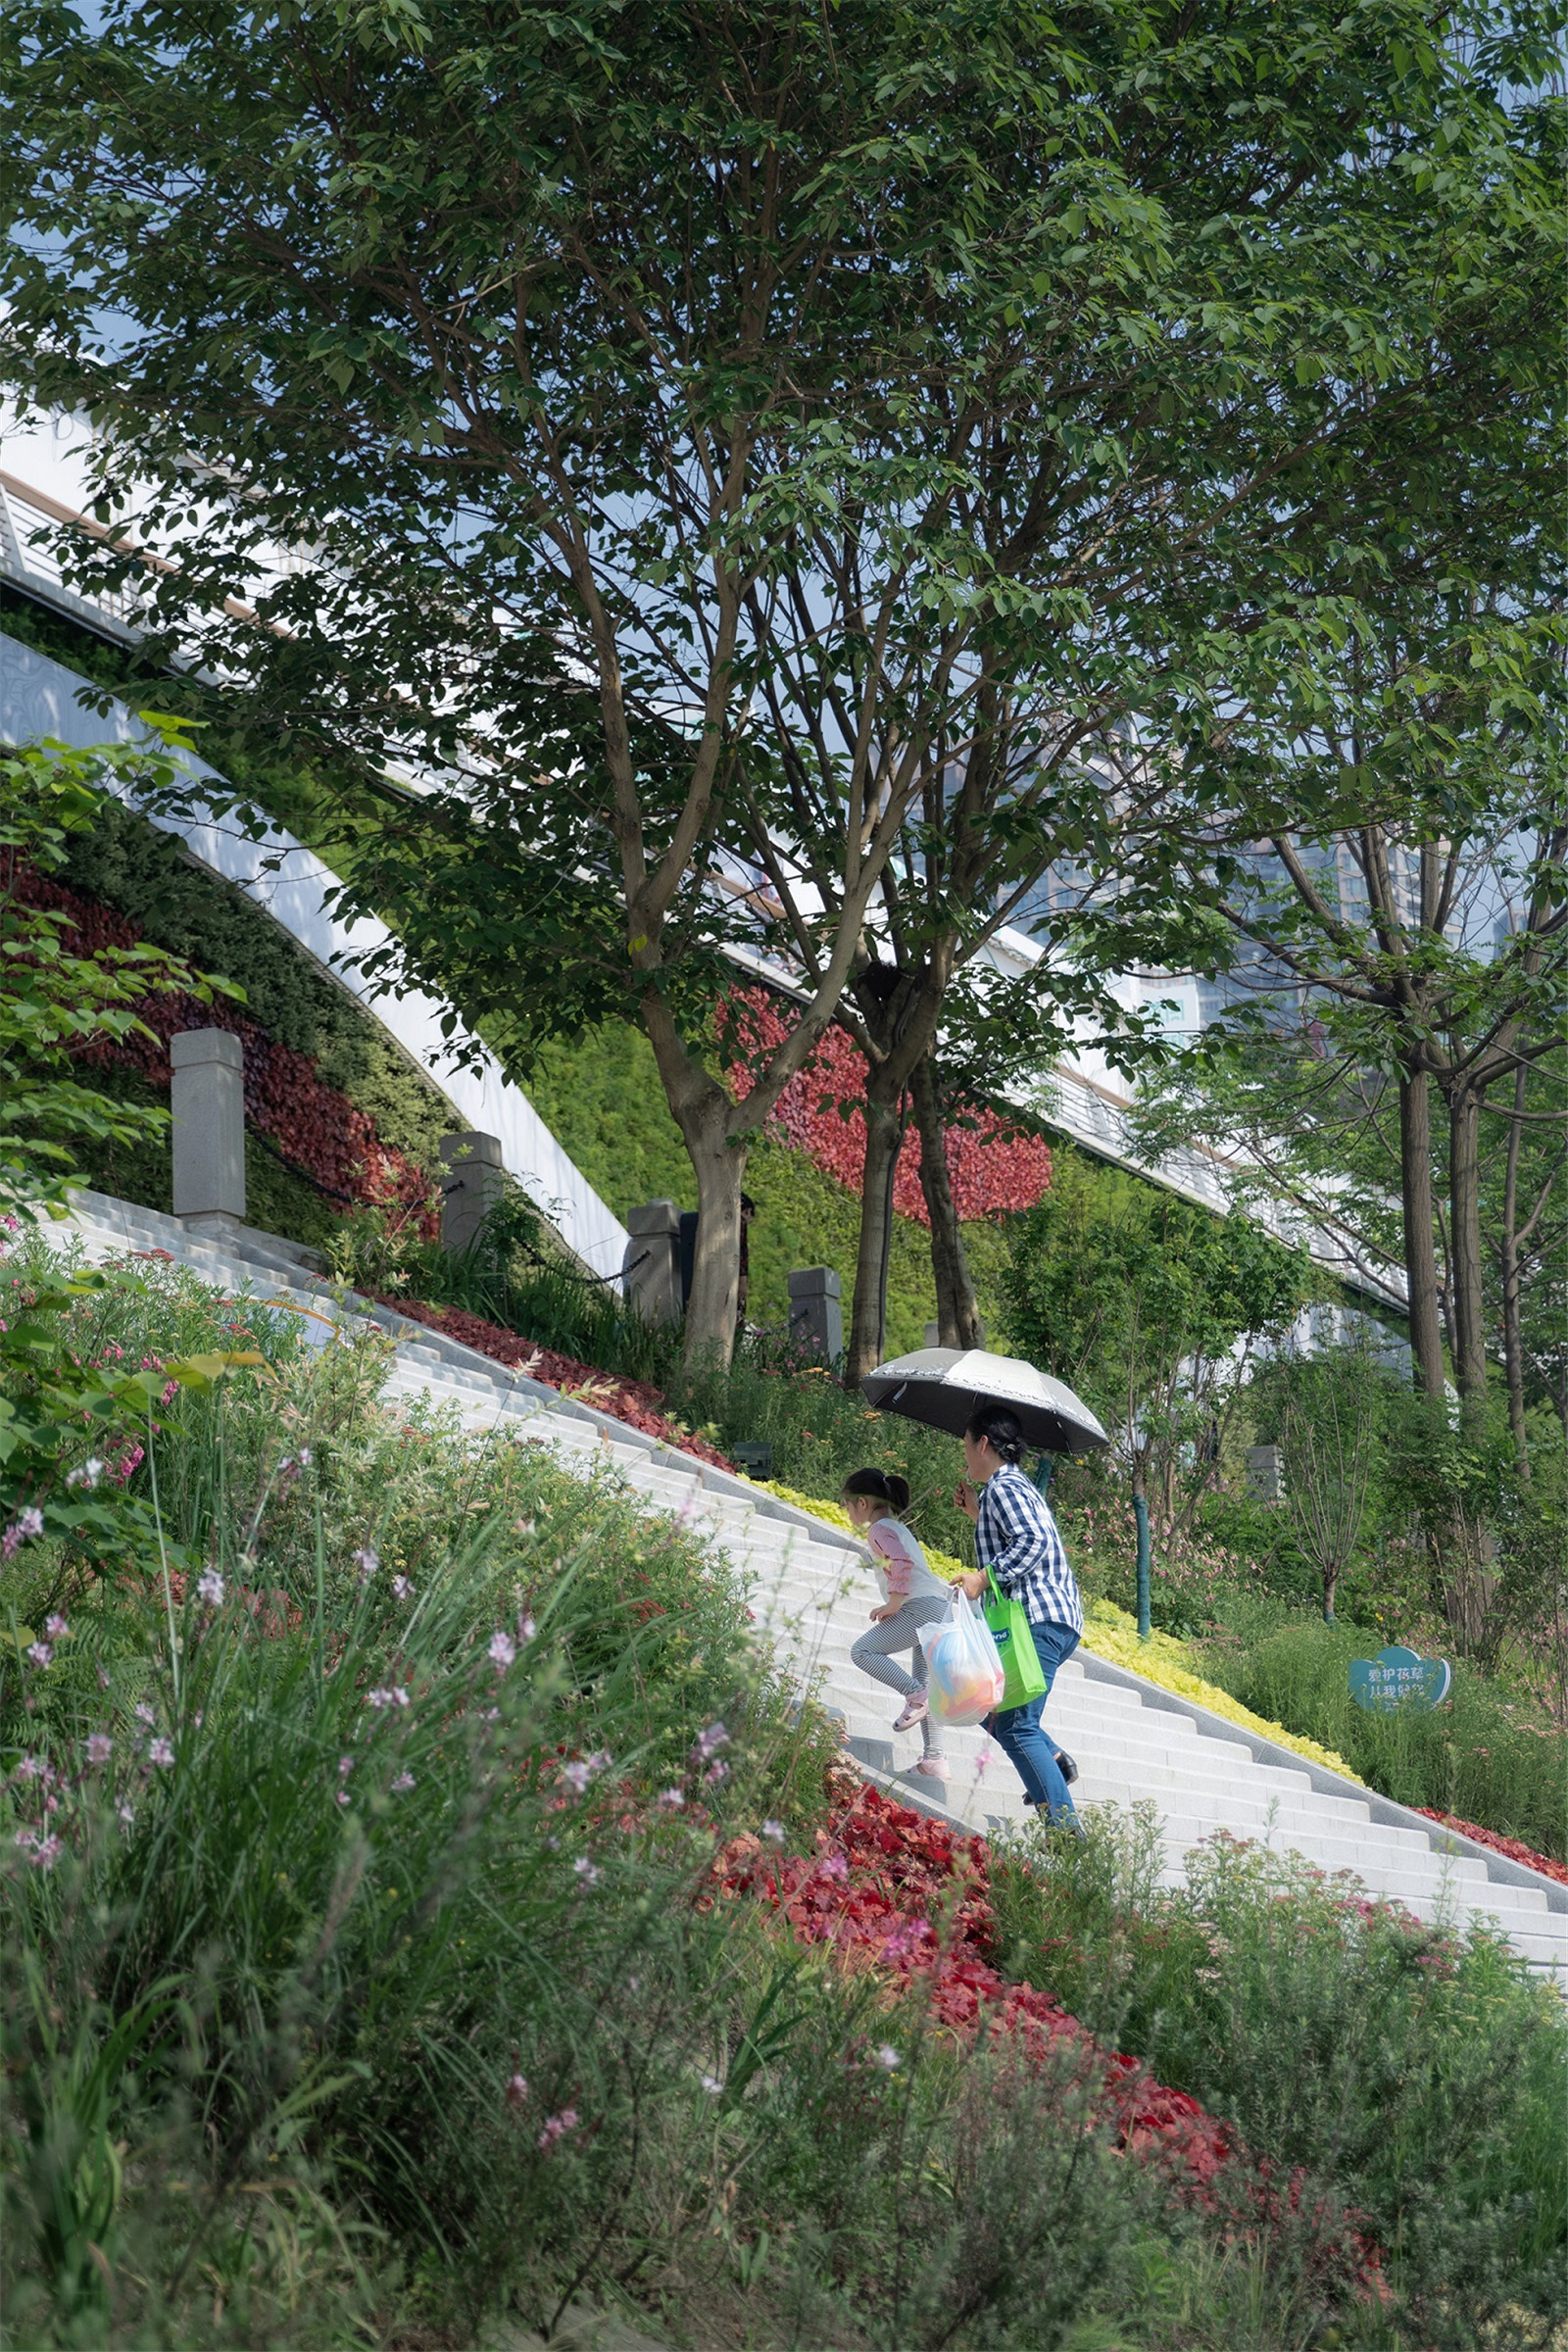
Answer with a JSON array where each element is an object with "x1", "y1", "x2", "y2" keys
[{"x1": 841, "y1": 1466, "x2": 911, "y2": 1515}]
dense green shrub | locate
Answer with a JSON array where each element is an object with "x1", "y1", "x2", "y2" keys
[
  {"x1": 992, "y1": 1808, "x2": 1568, "y2": 2346},
  {"x1": 1196, "y1": 1614, "x2": 1568, "y2": 1862}
]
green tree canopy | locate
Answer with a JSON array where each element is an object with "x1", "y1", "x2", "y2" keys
[{"x1": 1, "y1": 0, "x2": 1560, "y2": 1363}]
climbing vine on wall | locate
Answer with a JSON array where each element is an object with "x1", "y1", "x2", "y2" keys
[
  {"x1": 13, "y1": 858, "x2": 437, "y2": 1230},
  {"x1": 724, "y1": 988, "x2": 1053, "y2": 1221}
]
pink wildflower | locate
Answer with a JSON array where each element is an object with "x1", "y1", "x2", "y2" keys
[
  {"x1": 85, "y1": 1733, "x2": 113, "y2": 1766},
  {"x1": 65, "y1": 1457, "x2": 104, "y2": 1491},
  {"x1": 148, "y1": 1738, "x2": 174, "y2": 1767},
  {"x1": 488, "y1": 1629, "x2": 516, "y2": 1671},
  {"x1": 25, "y1": 1642, "x2": 51, "y2": 1669},
  {"x1": 390, "y1": 1771, "x2": 416, "y2": 1792},
  {"x1": 761, "y1": 1820, "x2": 785, "y2": 1843},
  {"x1": 196, "y1": 1570, "x2": 225, "y2": 1607},
  {"x1": 391, "y1": 1575, "x2": 412, "y2": 1600},
  {"x1": 44, "y1": 1614, "x2": 69, "y2": 1640},
  {"x1": 537, "y1": 2108, "x2": 579, "y2": 2151},
  {"x1": 657, "y1": 1788, "x2": 685, "y2": 1810},
  {"x1": 505, "y1": 2074, "x2": 528, "y2": 2111},
  {"x1": 3, "y1": 1507, "x2": 44, "y2": 1559},
  {"x1": 353, "y1": 1547, "x2": 378, "y2": 1582},
  {"x1": 573, "y1": 1857, "x2": 602, "y2": 1886}
]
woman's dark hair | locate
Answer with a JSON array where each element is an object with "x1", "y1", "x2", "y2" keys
[
  {"x1": 841, "y1": 1467, "x2": 911, "y2": 1514},
  {"x1": 963, "y1": 1404, "x2": 1026, "y2": 1464}
]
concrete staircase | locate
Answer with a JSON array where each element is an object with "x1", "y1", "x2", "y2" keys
[{"x1": 48, "y1": 1189, "x2": 1568, "y2": 1991}]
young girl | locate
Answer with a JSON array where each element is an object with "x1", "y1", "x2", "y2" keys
[{"x1": 842, "y1": 1468, "x2": 952, "y2": 1779}]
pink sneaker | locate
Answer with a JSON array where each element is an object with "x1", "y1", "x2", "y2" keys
[
  {"x1": 913, "y1": 1756, "x2": 948, "y2": 1779},
  {"x1": 893, "y1": 1692, "x2": 929, "y2": 1732}
]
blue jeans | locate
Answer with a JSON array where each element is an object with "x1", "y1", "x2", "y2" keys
[{"x1": 985, "y1": 1619, "x2": 1080, "y2": 1822}]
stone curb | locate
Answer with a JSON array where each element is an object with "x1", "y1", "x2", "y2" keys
[
  {"x1": 61, "y1": 1191, "x2": 1565, "y2": 1929},
  {"x1": 1075, "y1": 1650, "x2": 1567, "y2": 1916}
]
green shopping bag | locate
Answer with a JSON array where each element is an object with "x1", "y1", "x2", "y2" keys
[{"x1": 982, "y1": 1574, "x2": 1048, "y2": 1712}]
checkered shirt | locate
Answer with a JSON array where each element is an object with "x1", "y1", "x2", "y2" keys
[{"x1": 974, "y1": 1462, "x2": 1083, "y2": 1635}]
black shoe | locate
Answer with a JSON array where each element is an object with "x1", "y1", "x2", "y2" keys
[{"x1": 1054, "y1": 1748, "x2": 1078, "y2": 1786}]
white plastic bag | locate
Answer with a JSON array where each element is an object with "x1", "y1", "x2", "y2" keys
[{"x1": 918, "y1": 1589, "x2": 1005, "y2": 1725}]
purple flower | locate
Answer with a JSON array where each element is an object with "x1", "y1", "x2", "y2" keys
[
  {"x1": 44, "y1": 1614, "x2": 69, "y2": 1640},
  {"x1": 390, "y1": 1771, "x2": 416, "y2": 1793},
  {"x1": 703, "y1": 1760, "x2": 728, "y2": 1788},
  {"x1": 505, "y1": 2074, "x2": 528, "y2": 2111},
  {"x1": 488, "y1": 1629, "x2": 516, "y2": 1671},
  {"x1": 85, "y1": 1733, "x2": 113, "y2": 1766},
  {"x1": 134, "y1": 1702, "x2": 156, "y2": 1726},
  {"x1": 366, "y1": 1687, "x2": 410, "y2": 1712},
  {"x1": 561, "y1": 1761, "x2": 591, "y2": 1796},
  {"x1": 338, "y1": 1755, "x2": 354, "y2": 1778},
  {"x1": 25, "y1": 1642, "x2": 51, "y2": 1670},
  {"x1": 148, "y1": 1738, "x2": 174, "y2": 1768},
  {"x1": 391, "y1": 1575, "x2": 412, "y2": 1600},
  {"x1": 516, "y1": 1611, "x2": 537, "y2": 1643},
  {"x1": 353, "y1": 1546, "x2": 378, "y2": 1583},
  {"x1": 13, "y1": 1755, "x2": 47, "y2": 1784},
  {"x1": 336, "y1": 1789, "x2": 351, "y2": 1807},
  {"x1": 817, "y1": 1854, "x2": 849, "y2": 1884},
  {"x1": 28, "y1": 1834, "x2": 62, "y2": 1872},
  {"x1": 2, "y1": 1506, "x2": 45, "y2": 1560},
  {"x1": 693, "y1": 1721, "x2": 729, "y2": 1763},
  {"x1": 537, "y1": 2108, "x2": 578, "y2": 2152}
]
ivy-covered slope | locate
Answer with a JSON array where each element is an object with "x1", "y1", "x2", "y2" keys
[{"x1": 525, "y1": 1017, "x2": 1014, "y2": 1357}]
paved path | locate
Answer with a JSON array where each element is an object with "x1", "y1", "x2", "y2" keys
[{"x1": 49, "y1": 1189, "x2": 1568, "y2": 1990}]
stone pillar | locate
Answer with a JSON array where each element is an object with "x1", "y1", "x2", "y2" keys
[
  {"x1": 1246, "y1": 1444, "x2": 1286, "y2": 1504},
  {"x1": 440, "y1": 1131, "x2": 506, "y2": 1256},
  {"x1": 788, "y1": 1266, "x2": 843, "y2": 1362},
  {"x1": 171, "y1": 1029, "x2": 245, "y2": 1236},
  {"x1": 623, "y1": 1200, "x2": 683, "y2": 1324}
]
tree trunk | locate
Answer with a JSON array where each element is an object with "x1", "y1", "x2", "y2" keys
[
  {"x1": 1447, "y1": 1079, "x2": 1489, "y2": 1423},
  {"x1": 1398, "y1": 1071, "x2": 1446, "y2": 1397},
  {"x1": 911, "y1": 1053, "x2": 982, "y2": 1348},
  {"x1": 1500, "y1": 1062, "x2": 1531, "y2": 1479},
  {"x1": 846, "y1": 967, "x2": 947, "y2": 1382},
  {"x1": 847, "y1": 1087, "x2": 905, "y2": 1381},
  {"x1": 639, "y1": 990, "x2": 747, "y2": 1369}
]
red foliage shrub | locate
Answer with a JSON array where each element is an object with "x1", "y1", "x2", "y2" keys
[
  {"x1": 723, "y1": 989, "x2": 1052, "y2": 1222},
  {"x1": 378, "y1": 1297, "x2": 738, "y2": 1472},
  {"x1": 712, "y1": 1774, "x2": 1384, "y2": 2293},
  {"x1": 1413, "y1": 1807, "x2": 1568, "y2": 1886},
  {"x1": 15, "y1": 864, "x2": 437, "y2": 1232}
]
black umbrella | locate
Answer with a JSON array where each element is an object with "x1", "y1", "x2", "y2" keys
[{"x1": 860, "y1": 1347, "x2": 1109, "y2": 1454}]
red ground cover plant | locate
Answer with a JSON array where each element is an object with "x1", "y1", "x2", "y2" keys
[
  {"x1": 376, "y1": 1297, "x2": 738, "y2": 1472},
  {"x1": 15, "y1": 863, "x2": 437, "y2": 1231},
  {"x1": 1414, "y1": 1807, "x2": 1568, "y2": 1886},
  {"x1": 711, "y1": 1771, "x2": 1385, "y2": 2298},
  {"x1": 723, "y1": 989, "x2": 1053, "y2": 1223}
]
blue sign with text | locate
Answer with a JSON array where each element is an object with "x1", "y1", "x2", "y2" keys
[{"x1": 1348, "y1": 1644, "x2": 1451, "y2": 1714}]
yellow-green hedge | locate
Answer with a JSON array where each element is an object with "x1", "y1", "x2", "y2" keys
[{"x1": 750, "y1": 1479, "x2": 1358, "y2": 1783}]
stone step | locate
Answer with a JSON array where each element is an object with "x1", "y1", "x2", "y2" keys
[{"x1": 52, "y1": 1191, "x2": 1568, "y2": 1989}]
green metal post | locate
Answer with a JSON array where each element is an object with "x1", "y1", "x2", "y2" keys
[
  {"x1": 1032, "y1": 1450, "x2": 1054, "y2": 1499},
  {"x1": 1134, "y1": 1493, "x2": 1152, "y2": 1640}
]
